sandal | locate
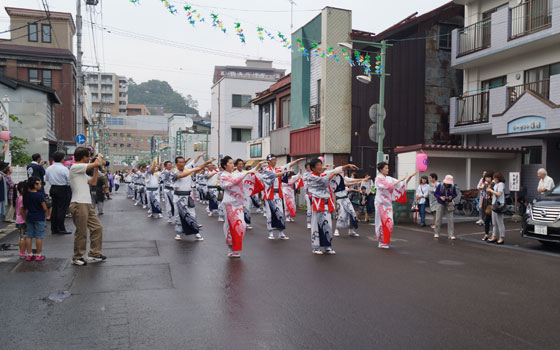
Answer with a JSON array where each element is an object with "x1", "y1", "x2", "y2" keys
[
  {"x1": 487, "y1": 238, "x2": 497, "y2": 243},
  {"x1": 481, "y1": 235, "x2": 488, "y2": 241}
]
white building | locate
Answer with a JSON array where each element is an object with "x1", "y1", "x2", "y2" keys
[
  {"x1": 168, "y1": 113, "x2": 210, "y2": 161},
  {"x1": 0, "y1": 75, "x2": 61, "y2": 162},
  {"x1": 209, "y1": 60, "x2": 285, "y2": 160},
  {"x1": 450, "y1": 0, "x2": 560, "y2": 198},
  {"x1": 85, "y1": 72, "x2": 128, "y2": 116}
]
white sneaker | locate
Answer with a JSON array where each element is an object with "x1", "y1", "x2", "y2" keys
[
  {"x1": 334, "y1": 229, "x2": 340, "y2": 237},
  {"x1": 256, "y1": 208, "x2": 263, "y2": 213},
  {"x1": 228, "y1": 252, "x2": 241, "y2": 258},
  {"x1": 134, "y1": 202, "x2": 138, "y2": 206},
  {"x1": 325, "y1": 247, "x2": 336, "y2": 255},
  {"x1": 349, "y1": 231, "x2": 359, "y2": 237},
  {"x1": 158, "y1": 214, "x2": 163, "y2": 218},
  {"x1": 268, "y1": 233, "x2": 275, "y2": 240},
  {"x1": 208, "y1": 212, "x2": 213, "y2": 216},
  {"x1": 174, "y1": 234, "x2": 182, "y2": 241},
  {"x1": 168, "y1": 219, "x2": 174, "y2": 224},
  {"x1": 142, "y1": 205, "x2": 147, "y2": 209},
  {"x1": 247, "y1": 225, "x2": 253, "y2": 230},
  {"x1": 378, "y1": 243, "x2": 390, "y2": 249},
  {"x1": 147, "y1": 214, "x2": 153, "y2": 218},
  {"x1": 312, "y1": 249, "x2": 323, "y2": 255},
  {"x1": 449, "y1": 235, "x2": 456, "y2": 240},
  {"x1": 307, "y1": 223, "x2": 312, "y2": 229},
  {"x1": 195, "y1": 234, "x2": 204, "y2": 241},
  {"x1": 218, "y1": 217, "x2": 225, "y2": 222},
  {"x1": 434, "y1": 233, "x2": 439, "y2": 239},
  {"x1": 278, "y1": 232, "x2": 289, "y2": 240}
]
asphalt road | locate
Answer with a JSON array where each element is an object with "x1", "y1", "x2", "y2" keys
[{"x1": 1, "y1": 191, "x2": 559, "y2": 350}]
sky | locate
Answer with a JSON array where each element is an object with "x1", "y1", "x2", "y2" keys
[{"x1": 0, "y1": 0, "x2": 451, "y2": 114}]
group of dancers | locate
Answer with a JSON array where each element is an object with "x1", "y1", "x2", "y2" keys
[{"x1": 121, "y1": 152, "x2": 416, "y2": 258}]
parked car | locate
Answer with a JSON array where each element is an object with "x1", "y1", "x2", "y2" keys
[{"x1": 522, "y1": 184, "x2": 560, "y2": 245}]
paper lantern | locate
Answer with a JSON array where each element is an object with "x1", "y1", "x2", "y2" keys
[
  {"x1": 319, "y1": 156, "x2": 325, "y2": 163},
  {"x1": 416, "y1": 153, "x2": 428, "y2": 172},
  {"x1": 0, "y1": 130, "x2": 11, "y2": 142}
]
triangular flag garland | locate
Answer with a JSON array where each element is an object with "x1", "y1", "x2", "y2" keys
[{"x1": 128, "y1": 1, "x2": 377, "y2": 75}]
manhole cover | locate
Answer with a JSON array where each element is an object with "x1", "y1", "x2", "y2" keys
[{"x1": 12, "y1": 258, "x2": 68, "y2": 273}]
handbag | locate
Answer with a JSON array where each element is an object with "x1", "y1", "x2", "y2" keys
[
  {"x1": 485, "y1": 204, "x2": 493, "y2": 216},
  {"x1": 492, "y1": 201, "x2": 505, "y2": 213},
  {"x1": 446, "y1": 201, "x2": 456, "y2": 212}
]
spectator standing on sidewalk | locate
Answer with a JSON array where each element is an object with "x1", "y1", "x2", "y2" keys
[
  {"x1": 45, "y1": 151, "x2": 71, "y2": 235},
  {"x1": 428, "y1": 173, "x2": 439, "y2": 229},
  {"x1": 23, "y1": 176, "x2": 47, "y2": 261},
  {"x1": 90, "y1": 169, "x2": 106, "y2": 216},
  {"x1": 69, "y1": 148, "x2": 106, "y2": 266},
  {"x1": 487, "y1": 172, "x2": 506, "y2": 244},
  {"x1": 480, "y1": 171, "x2": 494, "y2": 241},
  {"x1": 476, "y1": 171, "x2": 488, "y2": 226},
  {"x1": 0, "y1": 161, "x2": 9, "y2": 231},
  {"x1": 434, "y1": 175, "x2": 457, "y2": 240},
  {"x1": 362, "y1": 176, "x2": 375, "y2": 223},
  {"x1": 537, "y1": 168, "x2": 555, "y2": 195},
  {"x1": 26, "y1": 153, "x2": 47, "y2": 192},
  {"x1": 16, "y1": 182, "x2": 27, "y2": 260},
  {"x1": 415, "y1": 176, "x2": 429, "y2": 227}
]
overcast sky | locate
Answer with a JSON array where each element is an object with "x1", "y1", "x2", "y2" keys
[{"x1": 1, "y1": 0, "x2": 451, "y2": 114}]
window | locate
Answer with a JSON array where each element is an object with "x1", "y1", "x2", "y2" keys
[
  {"x1": 232, "y1": 94, "x2": 252, "y2": 108},
  {"x1": 42, "y1": 70, "x2": 52, "y2": 87},
  {"x1": 113, "y1": 143, "x2": 117, "y2": 147},
  {"x1": 41, "y1": 24, "x2": 51, "y2": 43},
  {"x1": 523, "y1": 146, "x2": 542, "y2": 164},
  {"x1": 250, "y1": 143, "x2": 262, "y2": 158},
  {"x1": 279, "y1": 97, "x2": 290, "y2": 128},
  {"x1": 120, "y1": 144, "x2": 124, "y2": 148},
  {"x1": 46, "y1": 101, "x2": 54, "y2": 133},
  {"x1": 231, "y1": 128, "x2": 252, "y2": 142},
  {"x1": 29, "y1": 69, "x2": 39, "y2": 83},
  {"x1": 482, "y1": 76, "x2": 507, "y2": 90},
  {"x1": 127, "y1": 144, "x2": 131, "y2": 148},
  {"x1": 0, "y1": 67, "x2": 4, "y2": 76},
  {"x1": 438, "y1": 24, "x2": 456, "y2": 50},
  {"x1": 28, "y1": 23, "x2": 38, "y2": 42}
]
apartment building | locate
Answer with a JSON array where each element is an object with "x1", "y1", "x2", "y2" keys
[
  {"x1": 86, "y1": 72, "x2": 128, "y2": 117},
  {"x1": 168, "y1": 113, "x2": 209, "y2": 161},
  {"x1": 450, "y1": 0, "x2": 560, "y2": 197},
  {"x1": 0, "y1": 7, "x2": 77, "y2": 149},
  {"x1": 209, "y1": 59, "x2": 285, "y2": 160}
]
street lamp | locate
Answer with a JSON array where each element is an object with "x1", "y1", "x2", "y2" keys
[{"x1": 339, "y1": 39, "x2": 392, "y2": 165}]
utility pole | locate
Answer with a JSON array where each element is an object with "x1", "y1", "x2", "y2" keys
[
  {"x1": 76, "y1": 0, "x2": 83, "y2": 138},
  {"x1": 376, "y1": 40, "x2": 388, "y2": 164},
  {"x1": 288, "y1": 0, "x2": 296, "y2": 33}
]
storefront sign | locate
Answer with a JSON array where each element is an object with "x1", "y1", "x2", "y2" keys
[
  {"x1": 509, "y1": 172, "x2": 520, "y2": 192},
  {"x1": 507, "y1": 116, "x2": 546, "y2": 134}
]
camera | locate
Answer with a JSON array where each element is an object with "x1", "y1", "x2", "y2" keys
[{"x1": 90, "y1": 153, "x2": 110, "y2": 167}]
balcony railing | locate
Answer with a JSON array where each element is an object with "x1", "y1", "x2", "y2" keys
[
  {"x1": 510, "y1": 0, "x2": 552, "y2": 39},
  {"x1": 456, "y1": 91, "x2": 489, "y2": 125},
  {"x1": 508, "y1": 79, "x2": 550, "y2": 106},
  {"x1": 457, "y1": 18, "x2": 491, "y2": 56}
]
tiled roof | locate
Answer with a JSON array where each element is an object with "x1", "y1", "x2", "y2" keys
[
  {"x1": 394, "y1": 144, "x2": 527, "y2": 154},
  {"x1": 0, "y1": 43, "x2": 75, "y2": 61}
]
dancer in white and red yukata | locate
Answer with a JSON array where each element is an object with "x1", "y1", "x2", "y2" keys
[
  {"x1": 261, "y1": 154, "x2": 305, "y2": 240},
  {"x1": 282, "y1": 170, "x2": 303, "y2": 222},
  {"x1": 220, "y1": 156, "x2": 265, "y2": 258},
  {"x1": 233, "y1": 159, "x2": 255, "y2": 229},
  {"x1": 307, "y1": 159, "x2": 358, "y2": 255},
  {"x1": 374, "y1": 161, "x2": 416, "y2": 249},
  {"x1": 302, "y1": 163, "x2": 313, "y2": 229}
]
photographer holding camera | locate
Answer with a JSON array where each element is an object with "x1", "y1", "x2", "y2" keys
[{"x1": 69, "y1": 147, "x2": 107, "y2": 266}]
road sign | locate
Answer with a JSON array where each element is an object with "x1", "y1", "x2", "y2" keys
[
  {"x1": 76, "y1": 133, "x2": 86, "y2": 144},
  {"x1": 185, "y1": 117, "x2": 193, "y2": 128},
  {"x1": 509, "y1": 172, "x2": 520, "y2": 192},
  {"x1": 369, "y1": 104, "x2": 385, "y2": 122},
  {"x1": 86, "y1": 145, "x2": 95, "y2": 154}
]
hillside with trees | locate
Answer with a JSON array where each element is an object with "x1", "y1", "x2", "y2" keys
[{"x1": 127, "y1": 79, "x2": 199, "y2": 115}]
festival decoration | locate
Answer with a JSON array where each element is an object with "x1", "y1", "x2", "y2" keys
[
  {"x1": 374, "y1": 55, "x2": 382, "y2": 75},
  {"x1": 160, "y1": 0, "x2": 177, "y2": 14},
  {"x1": 416, "y1": 153, "x2": 428, "y2": 172},
  {"x1": 257, "y1": 27, "x2": 264, "y2": 41},
  {"x1": 234, "y1": 22, "x2": 246, "y2": 43},
  {"x1": 0, "y1": 130, "x2": 11, "y2": 142}
]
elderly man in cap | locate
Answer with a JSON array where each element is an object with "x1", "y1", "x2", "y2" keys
[
  {"x1": 434, "y1": 174, "x2": 457, "y2": 240},
  {"x1": 261, "y1": 154, "x2": 305, "y2": 240}
]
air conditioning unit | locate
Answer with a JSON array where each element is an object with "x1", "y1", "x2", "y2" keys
[{"x1": 309, "y1": 104, "x2": 320, "y2": 124}]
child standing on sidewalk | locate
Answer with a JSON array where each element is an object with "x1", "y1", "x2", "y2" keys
[
  {"x1": 16, "y1": 182, "x2": 27, "y2": 259},
  {"x1": 23, "y1": 176, "x2": 47, "y2": 261}
]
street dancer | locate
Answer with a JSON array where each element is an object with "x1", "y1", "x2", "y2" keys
[
  {"x1": 302, "y1": 162, "x2": 312, "y2": 229},
  {"x1": 134, "y1": 166, "x2": 147, "y2": 208},
  {"x1": 332, "y1": 170, "x2": 368, "y2": 237},
  {"x1": 125, "y1": 170, "x2": 134, "y2": 199},
  {"x1": 233, "y1": 159, "x2": 255, "y2": 229},
  {"x1": 146, "y1": 161, "x2": 163, "y2": 218},
  {"x1": 172, "y1": 155, "x2": 215, "y2": 242},
  {"x1": 219, "y1": 156, "x2": 264, "y2": 258},
  {"x1": 261, "y1": 154, "x2": 305, "y2": 240},
  {"x1": 160, "y1": 161, "x2": 175, "y2": 223},
  {"x1": 374, "y1": 162, "x2": 416, "y2": 249},
  {"x1": 306, "y1": 158, "x2": 349, "y2": 255},
  {"x1": 282, "y1": 170, "x2": 303, "y2": 223},
  {"x1": 206, "y1": 163, "x2": 223, "y2": 220}
]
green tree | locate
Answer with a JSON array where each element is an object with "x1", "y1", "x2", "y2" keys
[{"x1": 128, "y1": 79, "x2": 199, "y2": 115}]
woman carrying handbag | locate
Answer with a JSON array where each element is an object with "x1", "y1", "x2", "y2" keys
[{"x1": 487, "y1": 172, "x2": 506, "y2": 244}]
